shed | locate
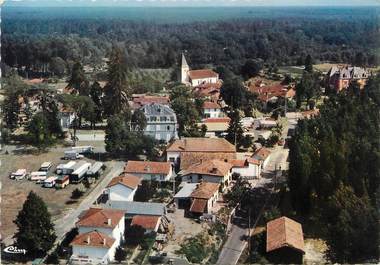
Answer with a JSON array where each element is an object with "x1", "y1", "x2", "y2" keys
[{"x1": 266, "y1": 216, "x2": 305, "y2": 264}]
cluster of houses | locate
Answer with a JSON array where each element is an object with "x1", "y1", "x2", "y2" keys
[{"x1": 68, "y1": 136, "x2": 272, "y2": 264}]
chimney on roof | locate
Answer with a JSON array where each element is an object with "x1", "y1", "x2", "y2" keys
[
  {"x1": 211, "y1": 167, "x2": 218, "y2": 174},
  {"x1": 87, "y1": 236, "x2": 91, "y2": 245},
  {"x1": 103, "y1": 238, "x2": 106, "y2": 246},
  {"x1": 144, "y1": 165, "x2": 151, "y2": 172},
  {"x1": 107, "y1": 218, "x2": 112, "y2": 226}
]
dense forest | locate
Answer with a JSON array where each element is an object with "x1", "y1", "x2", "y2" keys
[
  {"x1": 288, "y1": 77, "x2": 380, "y2": 263},
  {"x1": 2, "y1": 7, "x2": 379, "y2": 77}
]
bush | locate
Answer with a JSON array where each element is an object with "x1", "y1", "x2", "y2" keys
[
  {"x1": 114, "y1": 246, "x2": 127, "y2": 263},
  {"x1": 71, "y1": 188, "x2": 84, "y2": 199},
  {"x1": 125, "y1": 225, "x2": 146, "y2": 246},
  {"x1": 176, "y1": 233, "x2": 212, "y2": 264}
]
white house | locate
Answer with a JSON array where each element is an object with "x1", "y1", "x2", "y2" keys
[
  {"x1": 202, "y1": 101, "x2": 222, "y2": 118},
  {"x1": 106, "y1": 174, "x2": 142, "y2": 202},
  {"x1": 181, "y1": 54, "x2": 219, "y2": 86},
  {"x1": 130, "y1": 215, "x2": 161, "y2": 234},
  {"x1": 139, "y1": 103, "x2": 178, "y2": 142},
  {"x1": 230, "y1": 158, "x2": 262, "y2": 179},
  {"x1": 189, "y1": 182, "x2": 220, "y2": 215},
  {"x1": 76, "y1": 208, "x2": 125, "y2": 247},
  {"x1": 180, "y1": 159, "x2": 233, "y2": 191},
  {"x1": 252, "y1": 147, "x2": 271, "y2": 169},
  {"x1": 124, "y1": 161, "x2": 173, "y2": 182},
  {"x1": 70, "y1": 230, "x2": 118, "y2": 265}
]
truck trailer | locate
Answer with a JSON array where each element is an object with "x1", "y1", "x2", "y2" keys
[{"x1": 70, "y1": 162, "x2": 91, "y2": 183}]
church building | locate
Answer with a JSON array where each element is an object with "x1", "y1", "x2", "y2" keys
[{"x1": 181, "y1": 54, "x2": 219, "y2": 86}]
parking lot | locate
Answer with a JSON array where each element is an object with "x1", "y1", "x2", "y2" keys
[{"x1": 0, "y1": 140, "x2": 106, "y2": 241}]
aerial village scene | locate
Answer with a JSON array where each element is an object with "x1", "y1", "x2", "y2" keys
[{"x1": 0, "y1": 1, "x2": 379, "y2": 265}]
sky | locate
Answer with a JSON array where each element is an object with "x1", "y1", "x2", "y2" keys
[{"x1": 3, "y1": 0, "x2": 380, "y2": 6}]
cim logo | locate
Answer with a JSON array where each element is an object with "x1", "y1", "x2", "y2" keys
[{"x1": 3, "y1": 245, "x2": 27, "y2": 255}]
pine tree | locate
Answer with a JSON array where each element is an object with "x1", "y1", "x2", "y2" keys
[
  {"x1": 14, "y1": 191, "x2": 56, "y2": 258},
  {"x1": 103, "y1": 46, "x2": 130, "y2": 116},
  {"x1": 304, "y1": 54, "x2": 313, "y2": 73},
  {"x1": 3, "y1": 92, "x2": 20, "y2": 131},
  {"x1": 225, "y1": 109, "x2": 244, "y2": 150},
  {"x1": 67, "y1": 62, "x2": 89, "y2": 96}
]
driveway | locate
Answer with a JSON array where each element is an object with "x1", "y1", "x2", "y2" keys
[{"x1": 54, "y1": 161, "x2": 124, "y2": 240}]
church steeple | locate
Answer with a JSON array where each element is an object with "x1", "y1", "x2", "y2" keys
[
  {"x1": 181, "y1": 53, "x2": 189, "y2": 68},
  {"x1": 181, "y1": 53, "x2": 190, "y2": 84}
]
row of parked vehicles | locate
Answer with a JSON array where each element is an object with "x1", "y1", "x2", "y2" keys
[{"x1": 9, "y1": 146, "x2": 104, "y2": 189}]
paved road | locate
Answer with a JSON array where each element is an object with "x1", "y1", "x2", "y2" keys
[
  {"x1": 216, "y1": 176, "x2": 273, "y2": 265},
  {"x1": 217, "y1": 224, "x2": 248, "y2": 265},
  {"x1": 54, "y1": 161, "x2": 124, "y2": 240}
]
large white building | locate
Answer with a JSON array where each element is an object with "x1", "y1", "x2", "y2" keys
[
  {"x1": 181, "y1": 54, "x2": 219, "y2": 87},
  {"x1": 139, "y1": 103, "x2": 178, "y2": 142}
]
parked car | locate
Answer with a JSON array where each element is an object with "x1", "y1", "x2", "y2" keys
[
  {"x1": 29, "y1": 171, "x2": 47, "y2": 183},
  {"x1": 43, "y1": 176, "x2": 58, "y2": 188},
  {"x1": 39, "y1": 161, "x2": 53, "y2": 171},
  {"x1": 10, "y1": 169, "x2": 27, "y2": 180}
]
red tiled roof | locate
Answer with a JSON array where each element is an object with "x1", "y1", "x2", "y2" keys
[
  {"x1": 247, "y1": 157, "x2": 261, "y2": 165},
  {"x1": 132, "y1": 95, "x2": 170, "y2": 109},
  {"x1": 266, "y1": 216, "x2": 305, "y2": 253},
  {"x1": 190, "y1": 182, "x2": 220, "y2": 199},
  {"x1": 202, "y1": 101, "x2": 221, "y2": 109},
  {"x1": 190, "y1": 198, "x2": 208, "y2": 213},
  {"x1": 203, "y1": 117, "x2": 230, "y2": 123},
  {"x1": 167, "y1": 138, "x2": 235, "y2": 153},
  {"x1": 188, "y1": 69, "x2": 218, "y2": 80},
  {"x1": 71, "y1": 230, "x2": 115, "y2": 248},
  {"x1": 124, "y1": 161, "x2": 171, "y2": 175},
  {"x1": 253, "y1": 147, "x2": 271, "y2": 161},
  {"x1": 181, "y1": 159, "x2": 232, "y2": 177},
  {"x1": 76, "y1": 208, "x2": 124, "y2": 229},
  {"x1": 229, "y1": 159, "x2": 247, "y2": 168},
  {"x1": 249, "y1": 83, "x2": 295, "y2": 102},
  {"x1": 107, "y1": 174, "x2": 141, "y2": 189},
  {"x1": 179, "y1": 152, "x2": 236, "y2": 171},
  {"x1": 131, "y1": 215, "x2": 161, "y2": 230}
]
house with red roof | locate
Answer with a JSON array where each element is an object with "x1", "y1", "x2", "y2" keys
[
  {"x1": 252, "y1": 147, "x2": 272, "y2": 169},
  {"x1": 230, "y1": 157, "x2": 262, "y2": 179},
  {"x1": 70, "y1": 230, "x2": 118, "y2": 264},
  {"x1": 124, "y1": 160, "x2": 173, "y2": 181},
  {"x1": 131, "y1": 215, "x2": 161, "y2": 233},
  {"x1": 76, "y1": 207, "x2": 125, "y2": 246},
  {"x1": 180, "y1": 159, "x2": 233, "y2": 190},
  {"x1": 266, "y1": 216, "x2": 305, "y2": 264},
  {"x1": 189, "y1": 182, "x2": 220, "y2": 215},
  {"x1": 202, "y1": 101, "x2": 222, "y2": 118},
  {"x1": 106, "y1": 174, "x2": 142, "y2": 202}
]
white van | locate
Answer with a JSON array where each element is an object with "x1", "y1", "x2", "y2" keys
[
  {"x1": 40, "y1": 162, "x2": 53, "y2": 171},
  {"x1": 43, "y1": 176, "x2": 58, "y2": 188},
  {"x1": 29, "y1": 171, "x2": 47, "y2": 183},
  {"x1": 10, "y1": 169, "x2": 27, "y2": 180}
]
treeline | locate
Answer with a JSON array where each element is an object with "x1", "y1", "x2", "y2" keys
[
  {"x1": 2, "y1": 16, "x2": 379, "y2": 76},
  {"x1": 288, "y1": 77, "x2": 380, "y2": 263}
]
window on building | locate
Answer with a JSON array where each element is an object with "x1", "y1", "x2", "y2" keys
[
  {"x1": 160, "y1": 116, "x2": 167, "y2": 122},
  {"x1": 167, "y1": 126, "x2": 170, "y2": 131},
  {"x1": 150, "y1": 116, "x2": 157, "y2": 122}
]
